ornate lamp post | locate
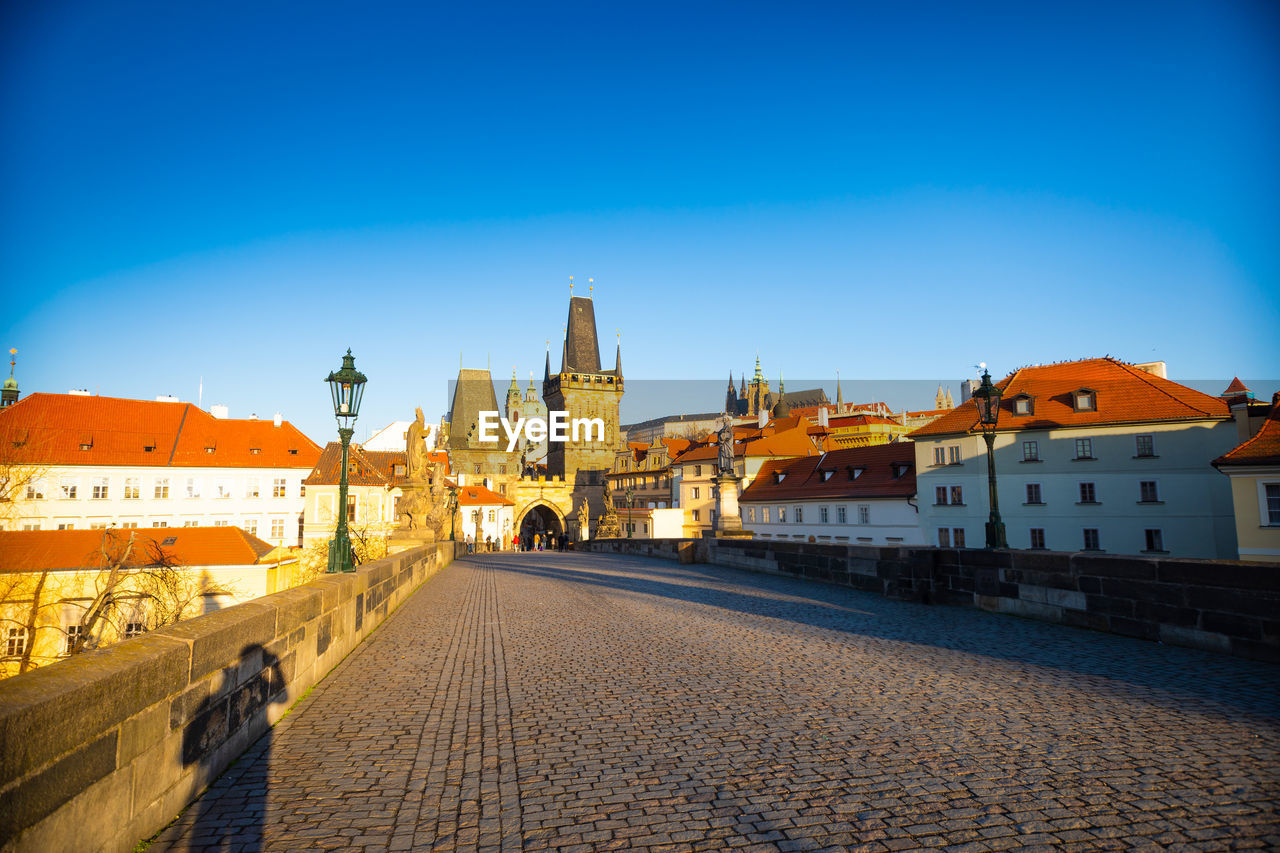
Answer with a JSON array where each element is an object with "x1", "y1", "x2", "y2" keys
[
  {"x1": 625, "y1": 484, "x2": 634, "y2": 539},
  {"x1": 971, "y1": 366, "x2": 1007, "y2": 549},
  {"x1": 324, "y1": 349, "x2": 367, "y2": 573},
  {"x1": 446, "y1": 484, "x2": 458, "y2": 541}
]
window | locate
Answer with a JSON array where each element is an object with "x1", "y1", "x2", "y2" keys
[
  {"x1": 22, "y1": 523, "x2": 39, "y2": 531},
  {"x1": 1144, "y1": 529, "x2": 1164, "y2": 552},
  {"x1": 1029, "y1": 528, "x2": 1046, "y2": 549},
  {"x1": 64, "y1": 625, "x2": 84, "y2": 655},
  {"x1": 91, "y1": 477, "x2": 109, "y2": 499},
  {"x1": 1075, "y1": 438, "x2": 1093, "y2": 460},
  {"x1": 691, "y1": 487, "x2": 700, "y2": 500},
  {"x1": 1267, "y1": 484, "x2": 1280, "y2": 525},
  {"x1": 90, "y1": 522, "x2": 109, "y2": 530},
  {"x1": 950, "y1": 485, "x2": 964, "y2": 505},
  {"x1": 154, "y1": 478, "x2": 170, "y2": 499},
  {"x1": 488, "y1": 510, "x2": 495, "y2": 522},
  {"x1": 6, "y1": 627, "x2": 29, "y2": 658},
  {"x1": 935, "y1": 486, "x2": 947, "y2": 505},
  {"x1": 270, "y1": 518, "x2": 285, "y2": 539},
  {"x1": 694, "y1": 465, "x2": 702, "y2": 477},
  {"x1": 747, "y1": 507, "x2": 755, "y2": 522},
  {"x1": 243, "y1": 519, "x2": 258, "y2": 536},
  {"x1": 837, "y1": 506, "x2": 847, "y2": 523},
  {"x1": 124, "y1": 478, "x2": 140, "y2": 500},
  {"x1": 347, "y1": 495, "x2": 356, "y2": 522},
  {"x1": 691, "y1": 509, "x2": 700, "y2": 522},
  {"x1": 59, "y1": 478, "x2": 77, "y2": 500},
  {"x1": 152, "y1": 521, "x2": 168, "y2": 528},
  {"x1": 1139, "y1": 481, "x2": 1159, "y2": 503},
  {"x1": 25, "y1": 480, "x2": 44, "y2": 500},
  {"x1": 761, "y1": 507, "x2": 770, "y2": 523},
  {"x1": 183, "y1": 520, "x2": 199, "y2": 527},
  {"x1": 778, "y1": 506, "x2": 787, "y2": 523},
  {"x1": 1079, "y1": 482, "x2": 1097, "y2": 503},
  {"x1": 858, "y1": 505, "x2": 870, "y2": 525},
  {"x1": 1022, "y1": 441, "x2": 1040, "y2": 462},
  {"x1": 272, "y1": 478, "x2": 287, "y2": 498},
  {"x1": 213, "y1": 519, "x2": 229, "y2": 527},
  {"x1": 937, "y1": 528, "x2": 951, "y2": 547},
  {"x1": 1012, "y1": 395, "x2": 1033, "y2": 415},
  {"x1": 185, "y1": 478, "x2": 201, "y2": 499},
  {"x1": 245, "y1": 478, "x2": 260, "y2": 499},
  {"x1": 124, "y1": 621, "x2": 146, "y2": 639},
  {"x1": 1074, "y1": 390, "x2": 1096, "y2": 411},
  {"x1": 952, "y1": 528, "x2": 966, "y2": 548},
  {"x1": 120, "y1": 522, "x2": 138, "y2": 528},
  {"x1": 1083, "y1": 528, "x2": 1100, "y2": 550},
  {"x1": 933, "y1": 447, "x2": 946, "y2": 465},
  {"x1": 1136, "y1": 435, "x2": 1155, "y2": 457},
  {"x1": 498, "y1": 464, "x2": 507, "y2": 475},
  {"x1": 947, "y1": 446, "x2": 962, "y2": 464},
  {"x1": 1025, "y1": 483, "x2": 1043, "y2": 504},
  {"x1": 794, "y1": 506, "x2": 803, "y2": 523},
  {"x1": 819, "y1": 506, "x2": 829, "y2": 523}
]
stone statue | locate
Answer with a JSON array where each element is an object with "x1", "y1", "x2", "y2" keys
[
  {"x1": 406, "y1": 407, "x2": 429, "y2": 481},
  {"x1": 595, "y1": 480, "x2": 622, "y2": 538},
  {"x1": 577, "y1": 502, "x2": 589, "y2": 537},
  {"x1": 716, "y1": 416, "x2": 735, "y2": 475},
  {"x1": 602, "y1": 479, "x2": 616, "y2": 516}
]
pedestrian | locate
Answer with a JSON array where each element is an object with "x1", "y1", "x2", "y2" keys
[
  {"x1": 534, "y1": 533, "x2": 541, "y2": 551},
  {"x1": 485, "y1": 534, "x2": 492, "y2": 552},
  {"x1": 512, "y1": 533, "x2": 519, "y2": 551}
]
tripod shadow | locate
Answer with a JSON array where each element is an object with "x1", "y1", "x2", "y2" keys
[{"x1": 173, "y1": 643, "x2": 287, "y2": 852}]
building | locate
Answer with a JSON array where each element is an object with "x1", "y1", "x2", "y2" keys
[
  {"x1": 726, "y1": 357, "x2": 828, "y2": 419},
  {"x1": 457, "y1": 484, "x2": 515, "y2": 548},
  {"x1": 363, "y1": 420, "x2": 437, "y2": 453},
  {"x1": 0, "y1": 393, "x2": 321, "y2": 547},
  {"x1": 622, "y1": 413, "x2": 723, "y2": 445},
  {"x1": 1213, "y1": 388, "x2": 1280, "y2": 562},
  {"x1": 909, "y1": 358, "x2": 1238, "y2": 557},
  {"x1": 739, "y1": 443, "x2": 923, "y2": 545},
  {"x1": 0, "y1": 526, "x2": 297, "y2": 679}
]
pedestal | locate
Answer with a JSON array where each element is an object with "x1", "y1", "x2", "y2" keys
[{"x1": 712, "y1": 473, "x2": 754, "y2": 538}]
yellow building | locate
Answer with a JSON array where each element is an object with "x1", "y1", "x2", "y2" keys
[
  {"x1": 1213, "y1": 390, "x2": 1280, "y2": 562},
  {"x1": 0, "y1": 527, "x2": 296, "y2": 679}
]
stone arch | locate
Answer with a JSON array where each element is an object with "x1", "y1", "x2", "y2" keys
[{"x1": 516, "y1": 499, "x2": 568, "y2": 544}]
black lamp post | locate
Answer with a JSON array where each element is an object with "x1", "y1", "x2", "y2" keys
[
  {"x1": 625, "y1": 484, "x2": 634, "y2": 539},
  {"x1": 446, "y1": 484, "x2": 458, "y2": 541},
  {"x1": 324, "y1": 349, "x2": 367, "y2": 573},
  {"x1": 971, "y1": 367, "x2": 1007, "y2": 549}
]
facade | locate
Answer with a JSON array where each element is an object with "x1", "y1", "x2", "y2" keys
[
  {"x1": 606, "y1": 441, "x2": 675, "y2": 512},
  {"x1": 910, "y1": 358, "x2": 1239, "y2": 558},
  {"x1": 457, "y1": 484, "x2": 515, "y2": 548},
  {"x1": 0, "y1": 394, "x2": 321, "y2": 547},
  {"x1": 726, "y1": 357, "x2": 828, "y2": 419},
  {"x1": 1213, "y1": 389, "x2": 1280, "y2": 562},
  {"x1": 0, "y1": 526, "x2": 296, "y2": 679},
  {"x1": 739, "y1": 443, "x2": 923, "y2": 545}
]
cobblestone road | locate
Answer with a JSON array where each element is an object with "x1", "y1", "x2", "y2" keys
[{"x1": 149, "y1": 552, "x2": 1280, "y2": 852}]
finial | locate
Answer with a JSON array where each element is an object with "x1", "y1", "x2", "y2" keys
[
  {"x1": 616, "y1": 328, "x2": 620, "y2": 344},
  {"x1": 569, "y1": 275, "x2": 574, "y2": 295},
  {"x1": 589, "y1": 277, "x2": 594, "y2": 296},
  {"x1": 7, "y1": 348, "x2": 14, "y2": 375}
]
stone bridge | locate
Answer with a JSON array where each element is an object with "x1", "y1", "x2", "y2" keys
[{"x1": 3, "y1": 549, "x2": 1278, "y2": 852}]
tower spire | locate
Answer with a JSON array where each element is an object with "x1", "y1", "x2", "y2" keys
[
  {"x1": 836, "y1": 369, "x2": 843, "y2": 409},
  {"x1": 615, "y1": 328, "x2": 622, "y2": 374},
  {"x1": 1, "y1": 347, "x2": 18, "y2": 408},
  {"x1": 544, "y1": 341, "x2": 551, "y2": 381}
]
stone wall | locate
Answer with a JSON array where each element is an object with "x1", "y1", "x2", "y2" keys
[
  {"x1": 0, "y1": 541, "x2": 459, "y2": 853},
  {"x1": 582, "y1": 538, "x2": 1280, "y2": 663}
]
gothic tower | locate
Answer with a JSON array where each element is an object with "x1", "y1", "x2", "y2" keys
[{"x1": 543, "y1": 295, "x2": 623, "y2": 515}]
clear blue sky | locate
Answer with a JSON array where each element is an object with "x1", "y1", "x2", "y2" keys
[{"x1": 3, "y1": 1, "x2": 1277, "y2": 442}]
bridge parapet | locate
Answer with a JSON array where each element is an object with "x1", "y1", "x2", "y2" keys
[
  {"x1": 582, "y1": 538, "x2": 1280, "y2": 663},
  {"x1": 0, "y1": 541, "x2": 459, "y2": 853}
]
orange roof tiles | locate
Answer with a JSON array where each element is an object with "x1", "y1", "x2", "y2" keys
[
  {"x1": 455, "y1": 485, "x2": 514, "y2": 506},
  {"x1": 304, "y1": 444, "x2": 410, "y2": 486},
  {"x1": 1215, "y1": 394, "x2": 1280, "y2": 467},
  {"x1": 0, "y1": 527, "x2": 281, "y2": 573},
  {"x1": 909, "y1": 358, "x2": 1230, "y2": 438},
  {"x1": 0, "y1": 393, "x2": 321, "y2": 469},
  {"x1": 740, "y1": 443, "x2": 916, "y2": 503}
]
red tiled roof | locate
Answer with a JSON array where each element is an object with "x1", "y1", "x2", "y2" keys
[
  {"x1": 672, "y1": 422, "x2": 821, "y2": 464},
  {"x1": 0, "y1": 527, "x2": 281, "y2": 573},
  {"x1": 1223, "y1": 377, "x2": 1250, "y2": 395},
  {"x1": 740, "y1": 443, "x2": 917, "y2": 502},
  {"x1": 1214, "y1": 395, "x2": 1280, "y2": 467},
  {"x1": 304, "y1": 444, "x2": 410, "y2": 486},
  {"x1": 909, "y1": 358, "x2": 1230, "y2": 438},
  {"x1": 0, "y1": 393, "x2": 321, "y2": 469},
  {"x1": 456, "y1": 485, "x2": 514, "y2": 506}
]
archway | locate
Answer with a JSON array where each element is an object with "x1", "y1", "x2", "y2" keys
[{"x1": 517, "y1": 502, "x2": 565, "y2": 549}]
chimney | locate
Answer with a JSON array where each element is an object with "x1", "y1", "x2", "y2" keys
[
  {"x1": 273, "y1": 412, "x2": 283, "y2": 427},
  {"x1": 249, "y1": 413, "x2": 258, "y2": 420},
  {"x1": 210, "y1": 404, "x2": 229, "y2": 419},
  {"x1": 70, "y1": 389, "x2": 92, "y2": 396},
  {"x1": 155, "y1": 394, "x2": 180, "y2": 403},
  {"x1": 1133, "y1": 361, "x2": 1168, "y2": 379},
  {"x1": 758, "y1": 408, "x2": 767, "y2": 429}
]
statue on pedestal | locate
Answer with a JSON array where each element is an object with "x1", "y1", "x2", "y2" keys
[
  {"x1": 595, "y1": 480, "x2": 622, "y2": 539},
  {"x1": 717, "y1": 415, "x2": 735, "y2": 475}
]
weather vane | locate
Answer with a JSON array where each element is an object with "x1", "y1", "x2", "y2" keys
[
  {"x1": 589, "y1": 277, "x2": 594, "y2": 296},
  {"x1": 569, "y1": 275, "x2": 574, "y2": 295}
]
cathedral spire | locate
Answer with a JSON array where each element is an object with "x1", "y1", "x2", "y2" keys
[
  {"x1": 615, "y1": 328, "x2": 622, "y2": 375},
  {"x1": 544, "y1": 341, "x2": 551, "y2": 381},
  {"x1": 836, "y1": 370, "x2": 843, "y2": 409},
  {"x1": 1, "y1": 348, "x2": 18, "y2": 408}
]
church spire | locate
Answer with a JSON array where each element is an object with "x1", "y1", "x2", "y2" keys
[
  {"x1": 615, "y1": 328, "x2": 622, "y2": 375},
  {"x1": 544, "y1": 341, "x2": 551, "y2": 381},
  {"x1": 1, "y1": 348, "x2": 18, "y2": 408},
  {"x1": 836, "y1": 370, "x2": 843, "y2": 410}
]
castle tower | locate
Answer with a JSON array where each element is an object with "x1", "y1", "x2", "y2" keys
[
  {"x1": 543, "y1": 295, "x2": 623, "y2": 514},
  {"x1": 447, "y1": 367, "x2": 514, "y2": 487},
  {"x1": 746, "y1": 355, "x2": 771, "y2": 417},
  {"x1": 505, "y1": 370, "x2": 522, "y2": 421},
  {"x1": 1, "y1": 349, "x2": 18, "y2": 409}
]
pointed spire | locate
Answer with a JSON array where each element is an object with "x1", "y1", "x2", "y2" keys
[
  {"x1": 727, "y1": 371, "x2": 735, "y2": 392},
  {"x1": 1, "y1": 347, "x2": 18, "y2": 408},
  {"x1": 544, "y1": 341, "x2": 551, "y2": 381},
  {"x1": 509, "y1": 368, "x2": 520, "y2": 393},
  {"x1": 615, "y1": 328, "x2": 622, "y2": 374},
  {"x1": 753, "y1": 353, "x2": 763, "y2": 381},
  {"x1": 836, "y1": 370, "x2": 843, "y2": 409}
]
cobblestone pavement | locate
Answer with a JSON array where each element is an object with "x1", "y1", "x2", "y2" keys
[{"x1": 149, "y1": 552, "x2": 1280, "y2": 852}]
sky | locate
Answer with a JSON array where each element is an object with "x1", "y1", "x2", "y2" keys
[{"x1": 2, "y1": 1, "x2": 1277, "y2": 443}]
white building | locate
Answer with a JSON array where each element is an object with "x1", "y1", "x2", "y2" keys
[
  {"x1": 458, "y1": 484, "x2": 515, "y2": 549},
  {"x1": 0, "y1": 393, "x2": 321, "y2": 548},
  {"x1": 739, "y1": 443, "x2": 923, "y2": 545},
  {"x1": 909, "y1": 358, "x2": 1239, "y2": 558}
]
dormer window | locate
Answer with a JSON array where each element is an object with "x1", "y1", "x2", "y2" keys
[
  {"x1": 393, "y1": 464, "x2": 405, "y2": 476},
  {"x1": 1011, "y1": 394, "x2": 1035, "y2": 416},
  {"x1": 1073, "y1": 389, "x2": 1097, "y2": 412},
  {"x1": 143, "y1": 436, "x2": 156, "y2": 452},
  {"x1": 820, "y1": 469, "x2": 834, "y2": 482},
  {"x1": 249, "y1": 447, "x2": 262, "y2": 455},
  {"x1": 773, "y1": 471, "x2": 786, "y2": 484},
  {"x1": 891, "y1": 463, "x2": 910, "y2": 479},
  {"x1": 203, "y1": 437, "x2": 216, "y2": 453},
  {"x1": 847, "y1": 466, "x2": 864, "y2": 480},
  {"x1": 78, "y1": 433, "x2": 93, "y2": 451}
]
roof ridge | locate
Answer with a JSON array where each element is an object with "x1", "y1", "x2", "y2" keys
[
  {"x1": 168, "y1": 404, "x2": 191, "y2": 465},
  {"x1": 1110, "y1": 358, "x2": 1216, "y2": 418}
]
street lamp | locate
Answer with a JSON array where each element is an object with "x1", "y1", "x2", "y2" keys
[
  {"x1": 324, "y1": 349, "x2": 367, "y2": 572},
  {"x1": 971, "y1": 366, "x2": 1007, "y2": 549},
  {"x1": 446, "y1": 484, "x2": 458, "y2": 541},
  {"x1": 625, "y1": 484, "x2": 633, "y2": 539}
]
